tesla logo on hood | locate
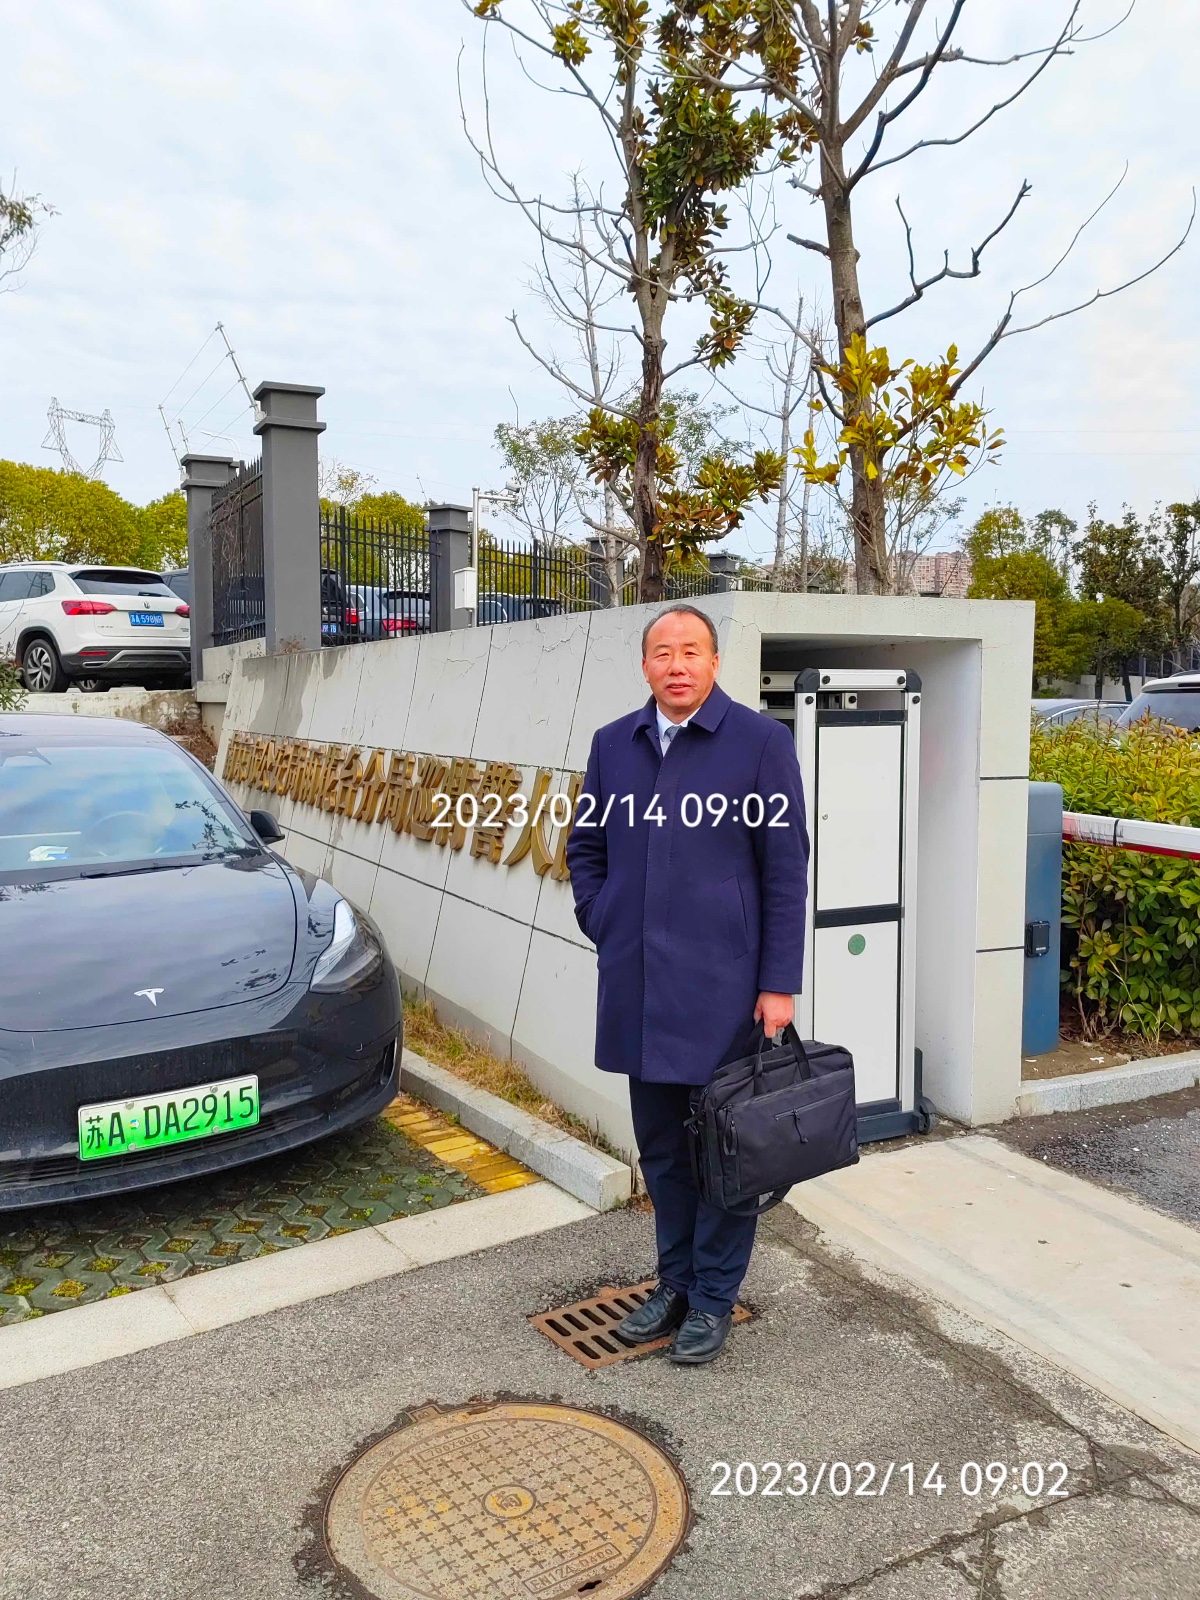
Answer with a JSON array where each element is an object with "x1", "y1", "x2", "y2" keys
[{"x1": 135, "y1": 988, "x2": 165, "y2": 1007}]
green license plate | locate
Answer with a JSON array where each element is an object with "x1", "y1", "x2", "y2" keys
[{"x1": 77, "y1": 1074, "x2": 260, "y2": 1161}]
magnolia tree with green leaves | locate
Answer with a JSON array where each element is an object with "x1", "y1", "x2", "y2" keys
[
  {"x1": 465, "y1": 0, "x2": 786, "y2": 600},
  {"x1": 493, "y1": 388, "x2": 738, "y2": 581},
  {"x1": 691, "y1": 1, "x2": 1195, "y2": 593},
  {"x1": 797, "y1": 335, "x2": 1002, "y2": 589}
]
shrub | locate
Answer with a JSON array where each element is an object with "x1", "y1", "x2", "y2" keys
[
  {"x1": 0, "y1": 654, "x2": 25, "y2": 711},
  {"x1": 1031, "y1": 718, "x2": 1200, "y2": 1039}
]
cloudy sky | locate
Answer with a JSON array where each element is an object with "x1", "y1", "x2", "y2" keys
[{"x1": 2, "y1": 1, "x2": 1197, "y2": 564}]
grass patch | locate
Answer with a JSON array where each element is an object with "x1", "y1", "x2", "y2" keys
[{"x1": 402, "y1": 997, "x2": 622, "y2": 1160}]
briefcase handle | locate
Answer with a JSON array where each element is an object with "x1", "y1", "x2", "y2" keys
[{"x1": 746, "y1": 1020, "x2": 810, "y2": 1093}]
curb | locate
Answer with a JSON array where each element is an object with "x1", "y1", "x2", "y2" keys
[
  {"x1": 400, "y1": 1049, "x2": 632, "y2": 1212},
  {"x1": 1016, "y1": 1049, "x2": 1200, "y2": 1116},
  {"x1": 0, "y1": 1185, "x2": 593, "y2": 1392}
]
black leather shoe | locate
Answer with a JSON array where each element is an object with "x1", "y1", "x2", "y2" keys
[
  {"x1": 668, "y1": 1309, "x2": 733, "y2": 1365},
  {"x1": 615, "y1": 1283, "x2": 688, "y2": 1344}
]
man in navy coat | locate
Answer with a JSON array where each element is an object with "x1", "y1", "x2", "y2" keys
[{"x1": 566, "y1": 602, "x2": 809, "y2": 1363}]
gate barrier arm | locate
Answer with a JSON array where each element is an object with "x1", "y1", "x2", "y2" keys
[{"x1": 1064, "y1": 811, "x2": 1200, "y2": 860}]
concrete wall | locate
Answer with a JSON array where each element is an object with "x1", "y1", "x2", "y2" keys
[
  {"x1": 196, "y1": 638, "x2": 266, "y2": 741},
  {"x1": 21, "y1": 686, "x2": 203, "y2": 734},
  {"x1": 216, "y1": 593, "x2": 1033, "y2": 1153}
]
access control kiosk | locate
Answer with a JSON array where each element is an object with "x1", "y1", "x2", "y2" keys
[{"x1": 760, "y1": 667, "x2": 931, "y2": 1142}]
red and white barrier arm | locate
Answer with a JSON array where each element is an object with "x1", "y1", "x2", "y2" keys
[{"x1": 1063, "y1": 811, "x2": 1200, "y2": 860}]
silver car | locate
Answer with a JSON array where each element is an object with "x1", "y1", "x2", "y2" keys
[
  {"x1": 1116, "y1": 675, "x2": 1200, "y2": 732},
  {"x1": 1032, "y1": 698, "x2": 1125, "y2": 728}
]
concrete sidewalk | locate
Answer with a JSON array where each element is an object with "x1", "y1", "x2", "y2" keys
[
  {"x1": 783, "y1": 1133, "x2": 1200, "y2": 1455},
  {"x1": 2, "y1": 1192, "x2": 1198, "y2": 1600}
]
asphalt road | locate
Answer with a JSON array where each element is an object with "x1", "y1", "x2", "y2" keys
[
  {"x1": 2, "y1": 1199, "x2": 1199, "y2": 1599},
  {"x1": 997, "y1": 1084, "x2": 1200, "y2": 1229}
]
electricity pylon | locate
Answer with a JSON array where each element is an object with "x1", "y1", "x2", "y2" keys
[{"x1": 42, "y1": 398, "x2": 124, "y2": 479}]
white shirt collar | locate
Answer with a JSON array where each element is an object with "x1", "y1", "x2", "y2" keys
[{"x1": 656, "y1": 704, "x2": 692, "y2": 749}]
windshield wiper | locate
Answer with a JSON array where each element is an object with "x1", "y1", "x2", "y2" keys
[
  {"x1": 79, "y1": 846, "x2": 261, "y2": 879},
  {"x1": 79, "y1": 859, "x2": 201, "y2": 879}
]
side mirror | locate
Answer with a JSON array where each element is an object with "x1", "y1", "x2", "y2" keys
[{"x1": 249, "y1": 809, "x2": 285, "y2": 845}]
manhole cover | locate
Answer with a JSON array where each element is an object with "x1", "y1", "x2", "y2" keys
[{"x1": 325, "y1": 1400, "x2": 688, "y2": 1600}]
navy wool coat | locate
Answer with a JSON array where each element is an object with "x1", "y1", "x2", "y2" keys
[{"x1": 566, "y1": 682, "x2": 810, "y2": 1086}]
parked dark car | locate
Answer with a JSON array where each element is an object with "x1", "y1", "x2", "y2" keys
[
  {"x1": 164, "y1": 568, "x2": 192, "y2": 606},
  {"x1": 321, "y1": 568, "x2": 363, "y2": 646},
  {"x1": 0, "y1": 715, "x2": 401, "y2": 1210},
  {"x1": 477, "y1": 593, "x2": 567, "y2": 625},
  {"x1": 1117, "y1": 675, "x2": 1200, "y2": 732}
]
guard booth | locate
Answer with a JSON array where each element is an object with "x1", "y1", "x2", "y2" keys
[{"x1": 761, "y1": 668, "x2": 931, "y2": 1142}]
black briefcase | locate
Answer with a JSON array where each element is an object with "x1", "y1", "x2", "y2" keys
[{"x1": 685, "y1": 1023, "x2": 859, "y2": 1217}]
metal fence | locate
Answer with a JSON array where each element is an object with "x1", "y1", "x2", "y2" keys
[
  {"x1": 476, "y1": 535, "x2": 593, "y2": 622},
  {"x1": 319, "y1": 506, "x2": 431, "y2": 642},
  {"x1": 211, "y1": 458, "x2": 264, "y2": 646},
  {"x1": 618, "y1": 565, "x2": 774, "y2": 605},
  {"x1": 1136, "y1": 645, "x2": 1200, "y2": 682}
]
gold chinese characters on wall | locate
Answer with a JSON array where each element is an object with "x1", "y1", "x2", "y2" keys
[{"x1": 223, "y1": 732, "x2": 584, "y2": 881}]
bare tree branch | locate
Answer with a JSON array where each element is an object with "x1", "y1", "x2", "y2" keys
[
  {"x1": 838, "y1": 0, "x2": 932, "y2": 141},
  {"x1": 786, "y1": 233, "x2": 831, "y2": 258},
  {"x1": 846, "y1": 0, "x2": 969, "y2": 180},
  {"x1": 1001, "y1": 190, "x2": 1196, "y2": 340},
  {"x1": 852, "y1": 3, "x2": 1082, "y2": 186},
  {"x1": 508, "y1": 313, "x2": 640, "y2": 421},
  {"x1": 866, "y1": 180, "x2": 1031, "y2": 328}
]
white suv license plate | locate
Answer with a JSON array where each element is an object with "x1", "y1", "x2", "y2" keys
[{"x1": 129, "y1": 612, "x2": 164, "y2": 626}]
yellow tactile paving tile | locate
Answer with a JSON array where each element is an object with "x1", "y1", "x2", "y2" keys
[{"x1": 381, "y1": 1093, "x2": 542, "y2": 1193}]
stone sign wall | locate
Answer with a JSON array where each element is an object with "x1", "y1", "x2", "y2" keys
[{"x1": 215, "y1": 591, "x2": 1034, "y2": 1155}]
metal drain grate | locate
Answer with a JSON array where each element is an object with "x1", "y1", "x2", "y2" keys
[{"x1": 531, "y1": 1280, "x2": 750, "y2": 1368}]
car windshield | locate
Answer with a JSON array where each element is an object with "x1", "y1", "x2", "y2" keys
[
  {"x1": 71, "y1": 569, "x2": 176, "y2": 598},
  {"x1": 0, "y1": 740, "x2": 254, "y2": 878},
  {"x1": 1118, "y1": 690, "x2": 1200, "y2": 731}
]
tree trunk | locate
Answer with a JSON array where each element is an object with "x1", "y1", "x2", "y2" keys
[
  {"x1": 603, "y1": 489, "x2": 623, "y2": 608},
  {"x1": 799, "y1": 471, "x2": 812, "y2": 594},
  {"x1": 635, "y1": 327, "x2": 665, "y2": 604},
  {"x1": 822, "y1": 174, "x2": 889, "y2": 594},
  {"x1": 771, "y1": 318, "x2": 800, "y2": 589}
]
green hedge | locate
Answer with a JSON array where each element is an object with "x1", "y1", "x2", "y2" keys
[{"x1": 1031, "y1": 718, "x2": 1200, "y2": 1039}]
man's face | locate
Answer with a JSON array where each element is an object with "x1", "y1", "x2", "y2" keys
[{"x1": 642, "y1": 611, "x2": 719, "y2": 720}]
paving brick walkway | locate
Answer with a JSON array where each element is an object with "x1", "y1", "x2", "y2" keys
[{"x1": 0, "y1": 1094, "x2": 535, "y2": 1325}]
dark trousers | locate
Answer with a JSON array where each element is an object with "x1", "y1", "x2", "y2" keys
[{"x1": 628, "y1": 1078, "x2": 757, "y2": 1318}]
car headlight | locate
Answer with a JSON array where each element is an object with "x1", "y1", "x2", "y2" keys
[{"x1": 311, "y1": 897, "x2": 384, "y2": 992}]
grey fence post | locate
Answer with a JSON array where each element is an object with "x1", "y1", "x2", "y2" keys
[
  {"x1": 181, "y1": 453, "x2": 237, "y2": 685},
  {"x1": 586, "y1": 536, "x2": 613, "y2": 609},
  {"x1": 253, "y1": 381, "x2": 326, "y2": 653},
  {"x1": 708, "y1": 550, "x2": 736, "y2": 593},
  {"x1": 428, "y1": 504, "x2": 473, "y2": 631}
]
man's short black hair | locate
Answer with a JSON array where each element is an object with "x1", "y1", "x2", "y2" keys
[{"x1": 641, "y1": 602, "x2": 719, "y2": 658}]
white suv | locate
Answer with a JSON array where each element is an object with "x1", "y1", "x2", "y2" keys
[{"x1": 0, "y1": 564, "x2": 191, "y2": 693}]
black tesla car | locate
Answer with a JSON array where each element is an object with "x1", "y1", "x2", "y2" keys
[{"x1": 0, "y1": 715, "x2": 401, "y2": 1210}]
